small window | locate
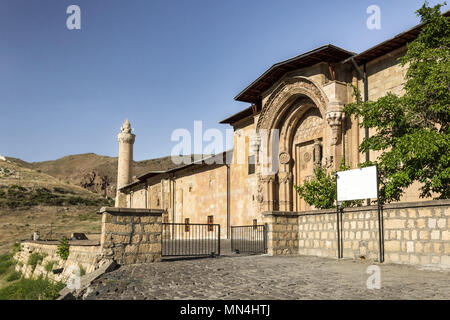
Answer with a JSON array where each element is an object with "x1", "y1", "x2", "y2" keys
[
  {"x1": 207, "y1": 216, "x2": 214, "y2": 231},
  {"x1": 185, "y1": 218, "x2": 190, "y2": 232},
  {"x1": 253, "y1": 219, "x2": 258, "y2": 230},
  {"x1": 248, "y1": 155, "x2": 256, "y2": 175}
]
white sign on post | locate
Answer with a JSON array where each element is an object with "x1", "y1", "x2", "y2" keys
[{"x1": 336, "y1": 166, "x2": 378, "y2": 201}]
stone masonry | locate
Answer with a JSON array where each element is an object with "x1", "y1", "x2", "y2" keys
[
  {"x1": 99, "y1": 207, "x2": 163, "y2": 265},
  {"x1": 264, "y1": 199, "x2": 450, "y2": 269}
]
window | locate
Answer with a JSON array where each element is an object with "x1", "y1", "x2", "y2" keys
[
  {"x1": 185, "y1": 218, "x2": 190, "y2": 232},
  {"x1": 208, "y1": 216, "x2": 214, "y2": 231},
  {"x1": 248, "y1": 155, "x2": 256, "y2": 175}
]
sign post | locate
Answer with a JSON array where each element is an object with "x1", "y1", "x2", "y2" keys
[{"x1": 336, "y1": 165, "x2": 384, "y2": 262}]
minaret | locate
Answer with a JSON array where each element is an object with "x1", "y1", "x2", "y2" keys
[{"x1": 116, "y1": 119, "x2": 135, "y2": 207}]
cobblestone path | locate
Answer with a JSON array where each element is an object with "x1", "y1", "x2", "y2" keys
[{"x1": 83, "y1": 254, "x2": 450, "y2": 300}]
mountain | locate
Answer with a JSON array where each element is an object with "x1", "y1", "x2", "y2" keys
[
  {"x1": 0, "y1": 157, "x2": 111, "y2": 208},
  {"x1": 0, "y1": 157, "x2": 112, "y2": 254},
  {"x1": 6, "y1": 153, "x2": 194, "y2": 198}
]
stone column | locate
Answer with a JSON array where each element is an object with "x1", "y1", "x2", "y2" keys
[
  {"x1": 116, "y1": 119, "x2": 135, "y2": 207},
  {"x1": 258, "y1": 173, "x2": 277, "y2": 212},
  {"x1": 278, "y1": 151, "x2": 292, "y2": 211},
  {"x1": 278, "y1": 171, "x2": 293, "y2": 211}
]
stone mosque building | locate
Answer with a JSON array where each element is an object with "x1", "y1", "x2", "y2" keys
[{"x1": 114, "y1": 18, "x2": 442, "y2": 239}]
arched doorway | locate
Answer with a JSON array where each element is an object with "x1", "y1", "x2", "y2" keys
[
  {"x1": 256, "y1": 77, "x2": 336, "y2": 213},
  {"x1": 291, "y1": 107, "x2": 324, "y2": 211}
]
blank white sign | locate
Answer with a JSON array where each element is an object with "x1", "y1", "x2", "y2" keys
[{"x1": 336, "y1": 166, "x2": 378, "y2": 201}]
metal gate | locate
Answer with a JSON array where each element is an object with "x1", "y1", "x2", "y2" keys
[
  {"x1": 162, "y1": 223, "x2": 220, "y2": 257},
  {"x1": 231, "y1": 225, "x2": 267, "y2": 254}
]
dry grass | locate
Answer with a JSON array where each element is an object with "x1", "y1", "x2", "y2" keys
[{"x1": 0, "y1": 205, "x2": 102, "y2": 255}]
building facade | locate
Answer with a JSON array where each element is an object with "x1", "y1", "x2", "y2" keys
[{"x1": 115, "y1": 18, "x2": 441, "y2": 239}]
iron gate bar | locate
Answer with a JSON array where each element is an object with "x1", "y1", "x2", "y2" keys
[
  {"x1": 231, "y1": 225, "x2": 266, "y2": 254},
  {"x1": 162, "y1": 223, "x2": 220, "y2": 257}
]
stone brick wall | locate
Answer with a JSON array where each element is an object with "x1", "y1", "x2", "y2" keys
[
  {"x1": 298, "y1": 211, "x2": 339, "y2": 258},
  {"x1": 264, "y1": 212, "x2": 299, "y2": 255},
  {"x1": 14, "y1": 241, "x2": 101, "y2": 282},
  {"x1": 99, "y1": 207, "x2": 163, "y2": 265},
  {"x1": 264, "y1": 199, "x2": 450, "y2": 269}
]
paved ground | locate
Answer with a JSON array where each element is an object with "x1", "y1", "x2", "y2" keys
[{"x1": 83, "y1": 253, "x2": 450, "y2": 300}]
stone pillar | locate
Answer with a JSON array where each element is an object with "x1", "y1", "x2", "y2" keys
[
  {"x1": 278, "y1": 152, "x2": 292, "y2": 211},
  {"x1": 258, "y1": 173, "x2": 276, "y2": 212},
  {"x1": 322, "y1": 81, "x2": 347, "y2": 170},
  {"x1": 263, "y1": 211, "x2": 299, "y2": 256},
  {"x1": 99, "y1": 207, "x2": 163, "y2": 265},
  {"x1": 278, "y1": 171, "x2": 292, "y2": 211},
  {"x1": 116, "y1": 119, "x2": 135, "y2": 207}
]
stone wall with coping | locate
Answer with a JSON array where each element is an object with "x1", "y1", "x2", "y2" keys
[
  {"x1": 298, "y1": 210, "x2": 340, "y2": 258},
  {"x1": 14, "y1": 241, "x2": 101, "y2": 282},
  {"x1": 99, "y1": 207, "x2": 163, "y2": 265},
  {"x1": 263, "y1": 212, "x2": 299, "y2": 255},
  {"x1": 264, "y1": 199, "x2": 450, "y2": 269}
]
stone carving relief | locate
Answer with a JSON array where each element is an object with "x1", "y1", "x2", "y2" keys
[
  {"x1": 257, "y1": 77, "x2": 328, "y2": 131},
  {"x1": 279, "y1": 152, "x2": 291, "y2": 165},
  {"x1": 293, "y1": 108, "x2": 324, "y2": 145},
  {"x1": 303, "y1": 152, "x2": 311, "y2": 162},
  {"x1": 313, "y1": 139, "x2": 322, "y2": 168},
  {"x1": 326, "y1": 111, "x2": 344, "y2": 146}
]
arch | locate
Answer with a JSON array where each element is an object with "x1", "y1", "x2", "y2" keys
[
  {"x1": 255, "y1": 77, "x2": 329, "y2": 212},
  {"x1": 256, "y1": 77, "x2": 329, "y2": 174},
  {"x1": 257, "y1": 77, "x2": 328, "y2": 132}
]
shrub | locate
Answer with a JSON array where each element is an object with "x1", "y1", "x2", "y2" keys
[
  {"x1": 79, "y1": 264, "x2": 86, "y2": 277},
  {"x1": 27, "y1": 253, "x2": 45, "y2": 272},
  {"x1": 44, "y1": 261, "x2": 57, "y2": 273},
  {"x1": 5, "y1": 271, "x2": 21, "y2": 282},
  {"x1": 0, "y1": 276, "x2": 65, "y2": 300},
  {"x1": 0, "y1": 254, "x2": 14, "y2": 276},
  {"x1": 294, "y1": 160, "x2": 364, "y2": 209},
  {"x1": 56, "y1": 237, "x2": 70, "y2": 260}
]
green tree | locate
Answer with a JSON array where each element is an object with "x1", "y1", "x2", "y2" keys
[
  {"x1": 294, "y1": 160, "x2": 363, "y2": 209},
  {"x1": 56, "y1": 237, "x2": 70, "y2": 260},
  {"x1": 344, "y1": 2, "x2": 450, "y2": 203}
]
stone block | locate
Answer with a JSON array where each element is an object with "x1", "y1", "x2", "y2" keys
[
  {"x1": 433, "y1": 243, "x2": 442, "y2": 254},
  {"x1": 116, "y1": 216, "x2": 131, "y2": 224},
  {"x1": 431, "y1": 230, "x2": 440, "y2": 240},
  {"x1": 406, "y1": 241, "x2": 414, "y2": 253},
  {"x1": 111, "y1": 234, "x2": 130, "y2": 244},
  {"x1": 385, "y1": 240, "x2": 400, "y2": 252},
  {"x1": 418, "y1": 209, "x2": 433, "y2": 217},
  {"x1": 428, "y1": 218, "x2": 436, "y2": 229},
  {"x1": 419, "y1": 231, "x2": 429, "y2": 240},
  {"x1": 385, "y1": 219, "x2": 405, "y2": 229},
  {"x1": 437, "y1": 218, "x2": 446, "y2": 229},
  {"x1": 416, "y1": 219, "x2": 426, "y2": 229},
  {"x1": 104, "y1": 223, "x2": 132, "y2": 234},
  {"x1": 441, "y1": 256, "x2": 450, "y2": 266}
]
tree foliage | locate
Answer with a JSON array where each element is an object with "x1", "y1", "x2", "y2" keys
[
  {"x1": 56, "y1": 237, "x2": 70, "y2": 260},
  {"x1": 294, "y1": 160, "x2": 363, "y2": 209},
  {"x1": 344, "y1": 2, "x2": 450, "y2": 203}
]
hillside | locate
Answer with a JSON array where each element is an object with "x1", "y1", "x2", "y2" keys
[
  {"x1": 0, "y1": 158, "x2": 112, "y2": 254},
  {"x1": 0, "y1": 158, "x2": 112, "y2": 208},
  {"x1": 7, "y1": 153, "x2": 193, "y2": 198}
]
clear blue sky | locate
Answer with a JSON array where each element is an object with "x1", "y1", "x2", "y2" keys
[{"x1": 0, "y1": 0, "x2": 447, "y2": 162}]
